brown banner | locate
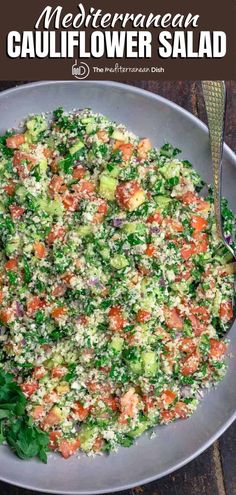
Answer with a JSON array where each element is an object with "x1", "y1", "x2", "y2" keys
[{"x1": 0, "y1": 0, "x2": 235, "y2": 80}]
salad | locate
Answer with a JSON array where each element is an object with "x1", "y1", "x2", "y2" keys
[{"x1": 0, "y1": 108, "x2": 235, "y2": 462}]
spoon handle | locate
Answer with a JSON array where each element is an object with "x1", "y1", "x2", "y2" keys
[{"x1": 202, "y1": 81, "x2": 226, "y2": 241}]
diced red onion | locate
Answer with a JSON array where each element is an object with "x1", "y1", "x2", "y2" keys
[
  {"x1": 113, "y1": 218, "x2": 124, "y2": 227},
  {"x1": 149, "y1": 226, "x2": 160, "y2": 234},
  {"x1": 15, "y1": 301, "x2": 24, "y2": 317},
  {"x1": 226, "y1": 234, "x2": 232, "y2": 244}
]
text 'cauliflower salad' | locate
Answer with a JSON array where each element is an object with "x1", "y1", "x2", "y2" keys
[{"x1": 0, "y1": 108, "x2": 235, "y2": 462}]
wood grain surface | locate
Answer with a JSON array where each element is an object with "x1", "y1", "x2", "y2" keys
[{"x1": 0, "y1": 80, "x2": 235, "y2": 495}]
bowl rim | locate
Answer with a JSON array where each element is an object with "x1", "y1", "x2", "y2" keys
[{"x1": 0, "y1": 80, "x2": 236, "y2": 494}]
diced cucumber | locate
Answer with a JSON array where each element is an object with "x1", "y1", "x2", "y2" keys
[
  {"x1": 5, "y1": 237, "x2": 21, "y2": 255},
  {"x1": 37, "y1": 197, "x2": 64, "y2": 216},
  {"x1": 129, "y1": 360, "x2": 142, "y2": 375},
  {"x1": 46, "y1": 199, "x2": 64, "y2": 216},
  {"x1": 26, "y1": 115, "x2": 47, "y2": 142},
  {"x1": 105, "y1": 165, "x2": 121, "y2": 178},
  {"x1": 160, "y1": 161, "x2": 181, "y2": 180},
  {"x1": 77, "y1": 225, "x2": 93, "y2": 237},
  {"x1": 141, "y1": 351, "x2": 158, "y2": 376},
  {"x1": 79, "y1": 426, "x2": 98, "y2": 452},
  {"x1": 69, "y1": 140, "x2": 84, "y2": 156},
  {"x1": 81, "y1": 117, "x2": 95, "y2": 124},
  {"x1": 129, "y1": 421, "x2": 149, "y2": 438},
  {"x1": 122, "y1": 222, "x2": 146, "y2": 234},
  {"x1": 99, "y1": 174, "x2": 118, "y2": 201},
  {"x1": 154, "y1": 196, "x2": 172, "y2": 209},
  {"x1": 212, "y1": 289, "x2": 222, "y2": 317},
  {"x1": 39, "y1": 159, "x2": 47, "y2": 175},
  {"x1": 100, "y1": 247, "x2": 110, "y2": 260},
  {"x1": 15, "y1": 185, "x2": 27, "y2": 203},
  {"x1": 86, "y1": 123, "x2": 95, "y2": 135},
  {"x1": 0, "y1": 202, "x2": 5, "y2": 213},
  {"x1": 110, "y1": 336, "x2": 124, "y2": 353},
  {"x1": 110, "y1": 254, "x2": 129, "y2": 270},
  {"x1": 111, "y1": 130, "x2": 126, "y2": 141}
]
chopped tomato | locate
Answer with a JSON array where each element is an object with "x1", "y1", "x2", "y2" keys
[
  {"x1": 0, "y1": 308, "x2": 13, "y2": 325},
  {"x1": 172, "y1": 401, "x2": 189, "y2": 419},
  {"x1": 48, "y1": 176, "x2": 66, "y2": 198},
  {"x1": 164, "y1": 307, "x2": 183, "y2": 330},
  {"x1": 62, "y1": 192, "x2": 79, "y2": 211},
  {"x1": 181, "y1": 243, "x2": 195, "y2": 260},
  {"x1": 179, "y1": 338, "x2": 196, "y2": 354},
  {"x1": 103, "y1": 396, "x2": 119, "y2": 411},
  {"x1": 46, "y1": 225, "x2": 66, "y2": 245},
  {"x1": 52, "y1": 283, "x2": 67, "y2": 297},
  {"x1": 136, "y1": 309, "x2": 151, "y2": 323},
  {"x1": 31, "y1": 405, "x2": 44, "y2": 420},
  {"x1": 191, "y1": 306, "x2": 210, "y2": 324},
  {"x1": 33, "y1": 366, "x2": 46, "y2": 380},
  {"x1": 219, "y1": 301, "x2": 233, "y2": 321},
  {"x1": 43, "y1": 409, "x2": 62, "y2": 428},
  {"x1": 0, "y1": 291, "x2": 3, "y2": 305},
  {"x1": 188, "y1": 314, "x2": 205, "y2": 336},
  {"x1": 34, "y1": 241, "x2": 46, "y2": 259},
  {"x1": 92, "y1": 200, "x2": 108, "y2": 223},
  {"x1": 6, "y1": 133, "x2": 25, "y2": 149},
  {"x1": 108, "y1": 306, "x2": 124, "y2": 331},
  {"x1": 96, "y1": 130, "x2": 109, "y2": 142},
  {"x1": 181, "y1": 352, "x2": 200, "y2": 376},
  {"x1": 190, "y1": 215, "x2": 208, "y2": 233},
  {"x1": 165, "y1": 218, "x2": 184, "y2": 233},
  {"x1": 58, "y1": 438, "x2": 81, "y2": 459},
  {"x1": 145, "y1": 243, "x2": 156, "y2": 257},
  {"x1": 9, "y1": 204, "x2": 25, "y2": 219},
  {"x1": 159, "y1": 409, "x2": 174, "y2": 423},
  {"x1": 97, "y1": 201, "x2": 108, "y2": 215},
  {"x1": 180, "y1": 190, "x2": 210, "y2": 211},
  {"x1": 51, "y1": 306, "x2": 67, "y2": 320},
  {"x1": 49, "y1": 431, "x2": 62, "y2": 450},
  {"x1": 4, "y1": 181, "x2": 16, "y2": 196},
  {"x1": 119, "y1": 387, "x2": 139, "y2": 424},
  {"x1": 72, "y1": 401, "x2": 90, "y2": 421},
  {"x1": 146, "y1": 212, "x2": 162, "y2": 224},
  {"x1": 142, "y1": 395, "x2": 156, "y2": 413},
  {"x1": 50, "y1": 159, "x2": 59, "y2": 173},
  {"x1": 157, "y1": 390, "x2": 176, "y2": 408},
  {"x1": 137, "y1": 138, "x2": 152, "y2": 160},
  {"x1": 209, "y1": 339, "x2": 227, "y2": 359},
  {"x1": 43, "y1": 391, "x2": 59, "y2": 404},
  {"x1": 61, "y1": 272, "x2": 73, "y2": 284},
  {"x1": 92, "y1": 436, "x2": 104, "y2": 453},
  {"x1": 43, "y1": 148, "x2": 53, "y2": 159},
  {"x1": 181, "y1": 191, "x2": 210, "y2": 212},
  {"x1": 13, "y1": 150, "x2": 37, "y2": 174},
  {"x1": 113, "y1": 141, "x2": 134, "y2": 161},
  {"x1": 51, "y1": 365, "x2": 67, "y2": 378},
  {"x1": 20, "y1": 381, "x2": 38, "y2": 397},
  {"x1": 193, "y1": 232, "x2": 208, "y2": 253},
  {"x1": 73, "y1": 180, "x2": 95, "y2": 198},
  {"x1": 181, "y1": 191, "x2": 199, "y2": 205},
  {"x1": 72, "y1": 165, "x2": 86, "y2": 180},
  {"x1": 27, "y1": 296, "x2": 46, "y2": 315},
  {"x1": 5, "y1": 258, "x2": 18, "y2": 272},
  {"x1": 116, "y1": 181, "x2": 145, "y2": 211}
]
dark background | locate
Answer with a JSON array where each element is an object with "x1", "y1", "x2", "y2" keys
[
  {"x1": 0, "y1": 0, "x2": 235, "y2": 80},
  {"x1": 0, "y1": 80, "x2": 236, "y2": 495}
]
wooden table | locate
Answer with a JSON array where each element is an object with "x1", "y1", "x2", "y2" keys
[{"x1": 0, "y1": 80, "x2": 236, "y2": 495}]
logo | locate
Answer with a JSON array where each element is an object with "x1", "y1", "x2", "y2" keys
[{"x1": 72, "y1": 60, "x2": 90, "y2": 80}]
